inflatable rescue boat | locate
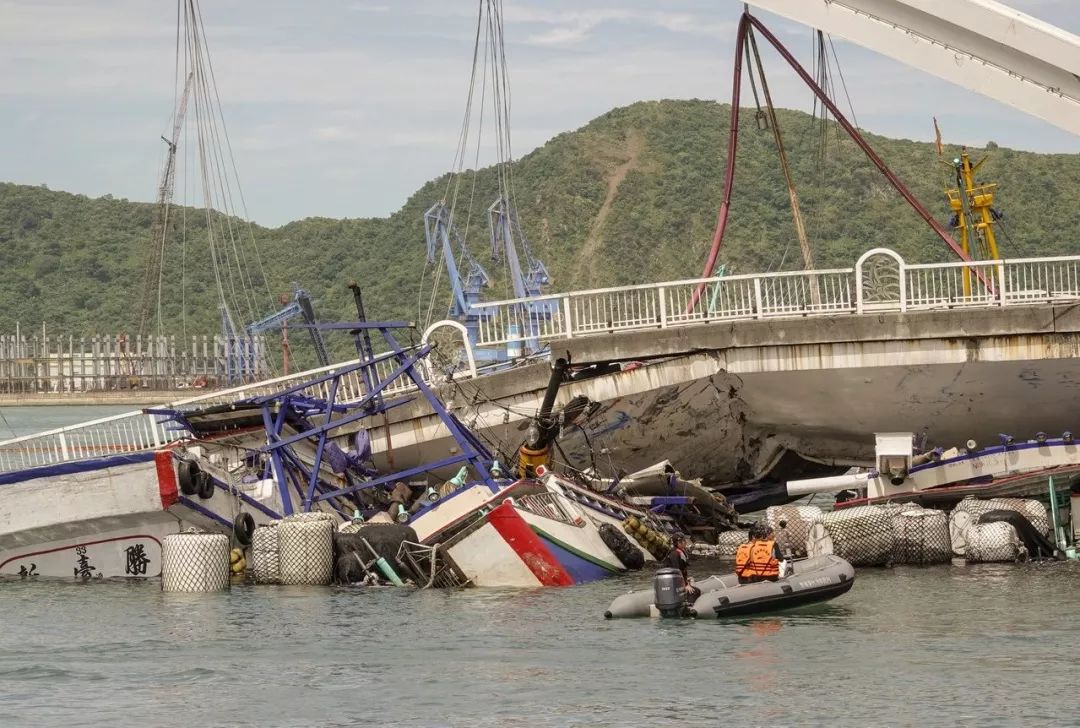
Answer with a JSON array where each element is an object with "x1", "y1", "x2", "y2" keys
[{"x1": 604, "y1": 554, "x2": 855, "y2": 619}]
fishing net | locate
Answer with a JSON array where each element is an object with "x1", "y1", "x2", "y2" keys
[
  {"x1": 951, "y1": 496, "x2": 1049, "y2": 536},
  {"x1": 890, "y1": 506, "x2": 952, "y2": 565},
  {"x1": 161, "y1": 531, "x2": 230, "y2": 592},
  {"x1": 818, "y1": 505, "x2": 895, "y2": 566},
  {"x1": 963, "y1": 521, "x2": 1026, "y2": 563},
  {"x1": 765, "y1": 505, "x2": 823, "y2": 557},
  {"x1": 338, "y1": 522, "x2": 364, "y2": 534},
  {"x1": 598, "y1": 524, "x2": 645, "y2": 570},
  {"x1": 332, "y1": 524, "x2": 419, "y2": 584},
  {"x1": 714, "y1": 529, "x2": 749, "y2": 558},
  {"x1": 251, "y1": 522, "x2": 281, "y2": 585},
  {"x1": 283, "y1": 511, "x2": 337, "y2": 524},
  {"x1": 279, "y1": 517, "x2": 334, "y2": 585}
]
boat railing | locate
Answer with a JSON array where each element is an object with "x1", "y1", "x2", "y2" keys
[
  {"x1": 0, "y1": 346, "x2": 457, "y2": 475},
  {"x1": 467, "y1": 248, "x2": 1080, "y2": 348},
  {"x1": 514, "y1": 492, "x2": 584, "y2": 527}
]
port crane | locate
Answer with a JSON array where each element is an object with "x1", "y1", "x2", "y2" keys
[
  {"x1": 421, "y1": 0, "x2": 555, "y2": 363},
  {"x1": 245, "y1": 286, "x2": 331, "y2": 372},
  {"x1": 422, "y1": 202, "x2": 498, "y2": 360},
  {"x1": 138, "y1": 71, "x2": 193, "y2": 340}
]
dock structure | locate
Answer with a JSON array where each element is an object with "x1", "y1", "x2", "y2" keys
[{"x1": 0, "y1": 332, "x2": 270, "y2": 393}]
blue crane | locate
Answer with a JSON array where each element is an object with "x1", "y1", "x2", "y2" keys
[
  {"x1": 423, "y1": 202, "x2": 496, "y2": 358},
  {"x1": 488, "y1": 197, "x2": 557, "y2": 354},
  {"x1": 245, "y1": 285, "x2": 330, "y2": 368},
  {"x1": 488, "y1": 196, "x2": 550, "y2": 299},
  {"x1": 422, "y1": 199, "x2": 554, "y2": 361}
]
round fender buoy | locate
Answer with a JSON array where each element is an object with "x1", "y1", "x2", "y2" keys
[
  {"x1": 178, "y1": 460, "x2": 199, "y2": 496},
  {"x1": 599, "y1": 523, "x2": 645, "y2": 570},
  {"x1": 196, "y1": 471, "x2": 215, "y2": 500},
  {"x1": 233, "y1": 512, "x2": 255, "y2": 546}
]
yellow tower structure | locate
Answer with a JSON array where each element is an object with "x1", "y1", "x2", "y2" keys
[{"x1": 945, "y1": 150, "x2": 1001, "y2": 295}]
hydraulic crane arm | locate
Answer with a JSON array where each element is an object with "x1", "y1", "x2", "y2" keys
[
  {"x1": 740, "y1": 0, "x2": 1080, "y2": 136},
  {"x1": 246, "y1": 287, "x2": 329, "y2": 367}
]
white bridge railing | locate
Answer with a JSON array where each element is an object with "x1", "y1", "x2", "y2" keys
[
  {"x1": 5, "y1": 248, "x2": 1080, "y2": 476},
  {"x1": 470, "y1": 249, "x2": 1080, "y2": 347}
]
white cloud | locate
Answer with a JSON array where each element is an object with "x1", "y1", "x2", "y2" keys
[{"x1": 0, "y1": 0, "x2": 1077, "y2": 226}]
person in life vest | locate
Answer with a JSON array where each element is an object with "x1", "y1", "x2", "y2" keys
[
  {"x1": 664, "y1": 534, "x2": 701, "y2": 602},
  {"x1": 735, "y1": 523, "x2": 784, "y2": 584}
]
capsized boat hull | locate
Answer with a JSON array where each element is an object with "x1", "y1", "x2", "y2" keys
[
  {"x1": 444, "y1": 497, "x2": 626, "y2": 587},
  {"x1": 604, "y1": 554, "x2": 854, "y2": 618},
  {"x1": 0, "y1": 449, "x2": 307, "y2": 579}
]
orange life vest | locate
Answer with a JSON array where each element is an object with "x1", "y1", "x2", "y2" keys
[{"x1": 735, "y1": 538, "x2": 779, "y2": 579}]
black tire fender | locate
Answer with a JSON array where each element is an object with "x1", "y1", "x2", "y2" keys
[
  {"x1": 178, "y1": 460, "x2": 199, "y2": 496},
  {"x1": 234, "y1": 512, "x2": 255, "y2": 546},
  {"x1": 196, "y1": 471, "x2": 215, "y2": 500},
  {"x1": 599, "y1": 523, "x2": 646, "y2": 570}
]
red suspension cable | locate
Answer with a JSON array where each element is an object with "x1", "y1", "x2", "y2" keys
[{"x1": 690, "y1": 12, "x2": 983, "y2": 312}]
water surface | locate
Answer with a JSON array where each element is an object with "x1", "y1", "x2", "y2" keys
[
  {"x1": 2, "y1": 409, "x2": 1077, "y2": 726},
  {"x1": 2, "y1": 563, "x2": 1077, "y2": 727}
]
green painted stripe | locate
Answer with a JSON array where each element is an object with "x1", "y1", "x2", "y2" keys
[{"x1": 529, "y1": 525, "x2": 622, "y2": 572}]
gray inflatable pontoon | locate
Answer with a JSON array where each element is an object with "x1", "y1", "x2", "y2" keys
[{"x1": 604, "y1": 555, "x2": 855, "y2": 619}]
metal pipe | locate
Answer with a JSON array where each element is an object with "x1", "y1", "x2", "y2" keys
[
  {"x1": 539, "y1": 357, "x2": 569, "y2": 420},
  {"x1": 786, "y1": 471, "x2": 871, "y2": 497}
]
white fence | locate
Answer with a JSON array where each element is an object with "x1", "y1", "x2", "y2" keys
[
  {"x1": 5, "y1": 247, "x2": 1080, "y2": 475},
  {"x1": 469, "y1": 249, "x2": 1080, "y2": 347}
]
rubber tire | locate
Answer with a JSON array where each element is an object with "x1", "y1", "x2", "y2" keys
[
  {"x1": 196, "y1": 471, "x2": 215, "y2": 500},
  {"x1": 233, "y1": 512, "x2": 255, "y2": 547},
  {"x1": 178, "y1": 460, "x2": 199, "y2": 496},
  {"x1": 599, "y1": 523, "x2": 645, "y2": 570}
]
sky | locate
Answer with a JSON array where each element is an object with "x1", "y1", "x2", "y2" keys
[{"x1": 2, "y1": 0, "x2": 1078, "y2": 227}]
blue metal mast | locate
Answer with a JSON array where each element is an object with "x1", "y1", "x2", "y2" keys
[{"x1": 488, "y1": 197, "x2": 556, "y2": 354}]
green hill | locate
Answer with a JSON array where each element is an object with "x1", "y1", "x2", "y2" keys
[{"x1": 2, "y1": 100, "x2": 1078, "y2": 367}]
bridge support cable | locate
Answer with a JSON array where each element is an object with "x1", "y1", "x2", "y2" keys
[
  {"x1": 746, "y1": 26, "x2": 815, "y2": 274},
  {"x1": 690, "y1": 11, "x2": 987, "y2": 313}
]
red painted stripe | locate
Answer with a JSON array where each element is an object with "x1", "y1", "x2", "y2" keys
[
  {"x1": 487, "y1": 501, "x2": 574, "y2": 586},
  {"x1": 154, "y1": 451, "x2": 178, "y2": 509}
]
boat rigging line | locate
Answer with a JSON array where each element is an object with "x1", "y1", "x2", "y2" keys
[{"x1": 138, "y1": 0, "x2": 277, "y2": 374}]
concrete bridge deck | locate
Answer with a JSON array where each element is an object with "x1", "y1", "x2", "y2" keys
[{"x1": 5, "y1": 248, "x2": 1080, "y2": 489}]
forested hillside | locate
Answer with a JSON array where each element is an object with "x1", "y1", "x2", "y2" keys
[{"x1": 2, "y1": 100, "x2": 1077, "y2": 367}]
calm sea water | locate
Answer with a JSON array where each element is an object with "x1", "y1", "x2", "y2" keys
[{"x1": 2, "y1": 409, "x2": 1078, "y2": 727}]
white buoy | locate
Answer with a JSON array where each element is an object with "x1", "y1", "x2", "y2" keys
[
  {"x1": 891, "y1": 507, "x2": 951, "y2": 564},
  {"x1": 714, "y1": 529, "x2": 749, "y2": 557},
  {"x1": 766, "y1": 505, "x2": 823, "y2": 557},
  {"x1": 162, "y1": 531, "x2": 230, "y2": 592},
  {"x1": 820, "y1": 505, "x2": 895, "y2": 566},
  {"x1": 951, "y1": 496, "x2": 1050, "y2": 537},
  {"x1": 964, "y1": 521, "x2": 1025, "y2": 563},
  {"x1": 251, "y1": 521, "x2": 281, "y2": 585},
  {"x1": 279, "y1": 514, "x2": 334, "y2": 585}
]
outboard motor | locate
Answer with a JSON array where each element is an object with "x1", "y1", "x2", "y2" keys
[{"x1": 653, "y1": 567, "x2": 688, "y2": 618}]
